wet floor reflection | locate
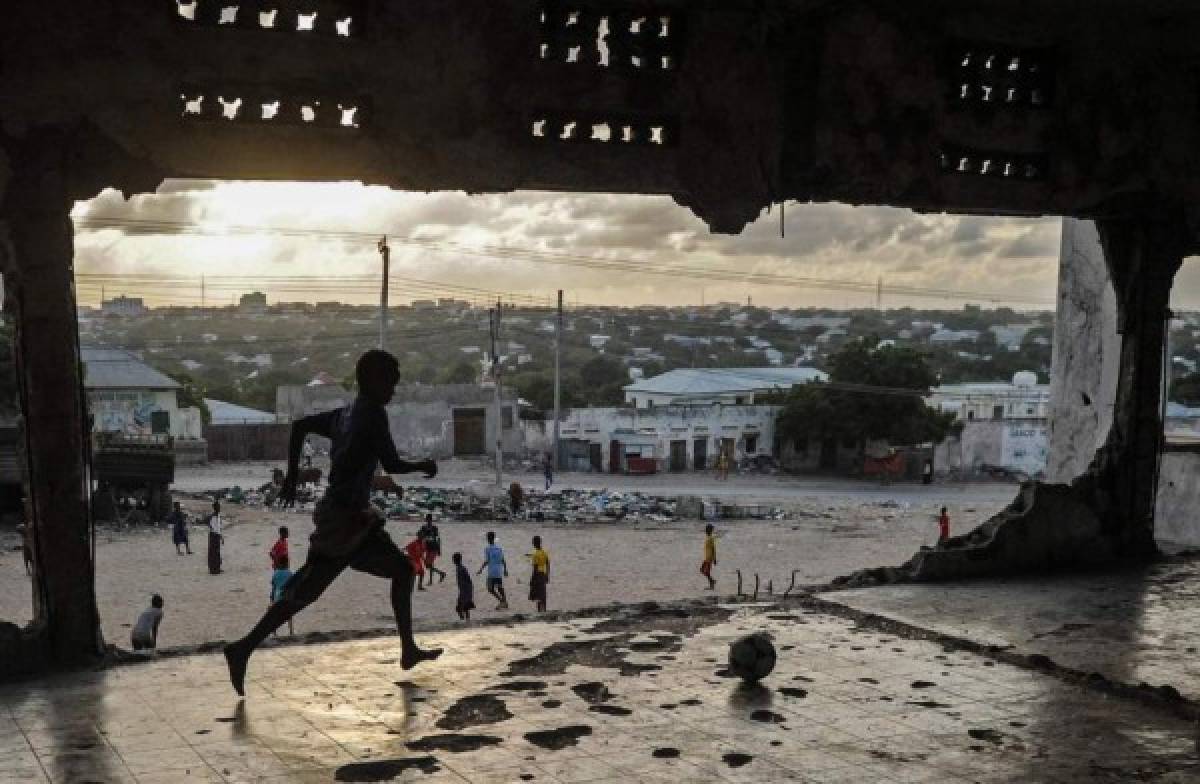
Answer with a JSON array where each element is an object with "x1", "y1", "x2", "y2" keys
[{"x1": 0, "y1": 600, "x2": 1197, "y2": 782}]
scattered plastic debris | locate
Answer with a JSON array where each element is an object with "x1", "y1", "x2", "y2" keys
[{"x1": 194, "y1": 481, "x2": 792, "y2": 523}]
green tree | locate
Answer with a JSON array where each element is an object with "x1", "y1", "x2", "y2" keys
[
  {"x1": 1170, "y1": 371, "x2": 1200, "y2": 406},
  {"x1": 777, "y1": 338, "x2": 956, "y2": 449},
  {"x1": 579, "y1": 354, "x2": 629, "y2": 405},
  {"x1": 439, "y1": 360, "x2": 479, "y2": 385},
  {"x1": 169, "y1": 372, "x2": 212, "y2": 425},
  {"x1": 513, "y1": 370, "x2": 582, "y2": 413}
]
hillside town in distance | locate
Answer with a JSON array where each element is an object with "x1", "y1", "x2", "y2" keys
[{"x1": 62, "y1": 294, "x2": 1200, "y2": 483}]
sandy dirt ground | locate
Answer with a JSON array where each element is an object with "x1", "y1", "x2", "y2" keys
[{"x1": 0, "y1": 462, "x2": 1017, "y2": 649}]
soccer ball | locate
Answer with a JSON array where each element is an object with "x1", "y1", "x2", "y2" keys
[{"x1": 728, "y1": 633, "x2": 776, "y2": 683}]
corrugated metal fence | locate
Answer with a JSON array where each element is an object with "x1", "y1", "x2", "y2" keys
[{"x1": 203, "y1": 423, "x2": 290, "y2": 462}]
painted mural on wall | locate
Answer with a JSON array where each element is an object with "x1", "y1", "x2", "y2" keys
[
  {"x1": 1002, "y1": 423, "x2": 1049, "y2": 476},
  {"x1": 90, "y1": 391, "x2": 167, "y2": 435}
]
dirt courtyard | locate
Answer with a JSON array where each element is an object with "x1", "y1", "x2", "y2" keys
[{"x1": 0, "y1": 466, "x2": 1016, "y2": 650}]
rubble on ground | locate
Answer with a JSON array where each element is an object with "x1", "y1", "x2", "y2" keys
[{"x1": 188, "y1": 482, "x2": 792, "y2": 524}]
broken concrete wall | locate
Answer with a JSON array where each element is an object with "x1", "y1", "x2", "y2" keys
[
  {"x1": 1046, "y1": 219, "x2": 1119, "y2": 483},
  {"x1": 1154, "y1": 446, "x2": 1200, "y2": 552},
  {"x1": 903, "y1": 483, "x2": 1114, "y2": 580}
]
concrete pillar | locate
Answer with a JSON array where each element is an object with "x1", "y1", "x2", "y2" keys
[
  {"x1": 1087, "y1": 217, "x2": 1186, "y2": 556},
  {"x1": 1, "y1": 136, "x2": 103, "y2": 667},
  {"x1": 1046, "y1": 219, "x2": 1119, "y2": 483}
]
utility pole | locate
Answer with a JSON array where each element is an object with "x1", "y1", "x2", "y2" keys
[
  {"x1": 876, "y1": 276, "x2": 883, "y2": 310},
  {"x1": 553, "y1": 289, "x2": 563, "y2": 473},
  {"x1": 377, "y1": 237, "x2": 390, "y2": 350},
  {"x1": 201, "y1": 275, "x2": 205, "y2": 309},
  {"x1": 491, "y1": 300, "x2": 503, "y2": 490}
]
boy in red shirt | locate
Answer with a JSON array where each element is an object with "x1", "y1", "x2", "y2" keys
[
  {"x1": 937, "y1": 507, "x2": 950, "y2": 546},
  {"x1": 269, "y1": 526, "x2": 289, "y2": 569},
  {"x1": 406, "y1": 535, "x2": 427, "y2": 591}
]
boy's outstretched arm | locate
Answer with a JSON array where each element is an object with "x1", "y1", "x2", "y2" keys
[{"x1": 372, "y1": 407, "x2": 438, "y2": 478}]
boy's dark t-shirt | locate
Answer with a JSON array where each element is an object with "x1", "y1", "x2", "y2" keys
[
  {"x1": 420, "y1": 523, "x2": 441, "y2": 555},
  {"x1": 301, "y1": 397, "x2": 406, "y2": 509}
]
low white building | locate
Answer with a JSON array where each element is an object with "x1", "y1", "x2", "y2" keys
[
  {"x1": 929, "y1": 371, "x2": 1050, "y2": 422},
  {"x1": 624, "y1": 366, "x2": 827, "y2": 409},
  {"x1": 552, "y1": 404, "x2": 778, "y2": 472},
  {"x1": 930, "y1": 371, "x2": 1051, "y2": 477},
  {"x1": 589, "y1": 335, "x2": 611, "y2": 349},
  {"x1": 929, "y1": 328, "x2": 981, "y2": 345}
]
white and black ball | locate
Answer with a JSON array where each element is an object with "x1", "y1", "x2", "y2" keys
[{"x1": 728, "y1": 633, "x2": 776, "y2": 683}]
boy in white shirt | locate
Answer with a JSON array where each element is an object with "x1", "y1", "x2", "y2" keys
[{"x1": 131, "y1": 594, "x2": 164, "y2": 651}]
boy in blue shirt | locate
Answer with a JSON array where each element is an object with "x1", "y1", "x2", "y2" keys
[
  {"x1": 270, "y1": 555, "x2": 294, "y2": 637},
  {"x1": 224, "y1": 350, "x2": 441, "y2": 696},
  {"x1": 476, "y1": 531, "x2": 509, "y2": 610}
]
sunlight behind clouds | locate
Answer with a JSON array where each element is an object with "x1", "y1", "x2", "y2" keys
[{"x1": 71, "y1": 180, "x2": 1064, "y2": 310}]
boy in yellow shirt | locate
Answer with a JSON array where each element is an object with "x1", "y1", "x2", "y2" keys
[
  {"x1": 528, "y1": 535, "x2": 550, "y2": 612},
  {"x1": 701, "y1": 524, "x2": 717, "y2": 590}
]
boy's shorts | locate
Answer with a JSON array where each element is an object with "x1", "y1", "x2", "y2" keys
[
  {"x1": 279, "y1": 508, "x2": 415, "y2": 608},
  {"x1": 423, "y1": 551, "x2": 438, "y2": 568},
  {"x1": 487, "y1": 577, "x2": 504, "y2": 592},
  {"x1": 700, "y1": 560, "x2": 713, "y2": 577}
]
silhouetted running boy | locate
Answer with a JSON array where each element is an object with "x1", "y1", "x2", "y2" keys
[{"x1": 223, "y1": 350, "x2": 441, "y2": 696}]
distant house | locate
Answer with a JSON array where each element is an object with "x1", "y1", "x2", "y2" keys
[
  {"x1": 100, "y1": 296, "x2": 146, "y2": 317},
  {"x1": 773, "y1": 315, "x2": 851, "y2": 331},
  {"x1": 989, "y1": 324, "x2": 1035, "y2": 351},
  {"x1": 589, "y1": 335, "x2": 611, "y2": 349},
  {"x1": 815, "y1": 328, "x2": 847, "y2": 344},
  {"x1": 82, "y1": 348, "x2": 200, "y2": 439},
  {"x1": 624, "y1": 366, "x2": 828, "y2": 409},
  {"x1": 238, "y1": 291, "x2": 267, "y2": 313},
  {"x1": 665, "y1": 334, "x2": 710, "y2": 348},
  {"x1": 929, "y1": 328, "x2": 981, "y2": 345}
]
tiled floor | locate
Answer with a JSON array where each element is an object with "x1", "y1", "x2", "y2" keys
[
  {"x1": 1, "y1": 603, "x2": 1197, "y2": 782},
  {"x1": 827, "y1": 558, "x2": 1200, "y2": 701}
]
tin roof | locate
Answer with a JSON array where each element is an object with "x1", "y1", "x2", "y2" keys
[{"x1": 81, "y1": 349, "x2": 181, "y2": 390}]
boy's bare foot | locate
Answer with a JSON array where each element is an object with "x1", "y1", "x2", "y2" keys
[
  {"x1": 401, "y1": 647, "x2": 444, "y2": 670},
  {"x1": 223, "y1": 643, "x2": 249, "y2": 696}
]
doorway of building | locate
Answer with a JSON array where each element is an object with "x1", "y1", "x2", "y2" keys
[
  {"x1": 669, "y1": 440, "x2": 687, "y2": 471},
  {"x1": 452, "y1": 408, "x2": 486, "y2": 455},
  {"x1": 693, "y1": 438, "x2": 707, "y2": 470}
]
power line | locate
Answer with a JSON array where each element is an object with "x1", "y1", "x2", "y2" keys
[{"x1": 74, "y1": 215, "x2": 1057, "y2": 306}]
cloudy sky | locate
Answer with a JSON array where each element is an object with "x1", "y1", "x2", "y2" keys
[{"x1": 67, "y1": 179, "x2": 1200, "y2": 311}]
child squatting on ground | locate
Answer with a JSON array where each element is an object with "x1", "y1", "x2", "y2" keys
[
  {"x1": 131, "y1": 594, "x2": 164, "y2": 651},
  {"x1": 223, "y1": 350, "x2": 442, "y2": 696}
]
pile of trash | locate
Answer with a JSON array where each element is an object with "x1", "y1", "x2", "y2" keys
[{"x1": 197, "y1": 481, "x2": 791, "y2": 524}]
